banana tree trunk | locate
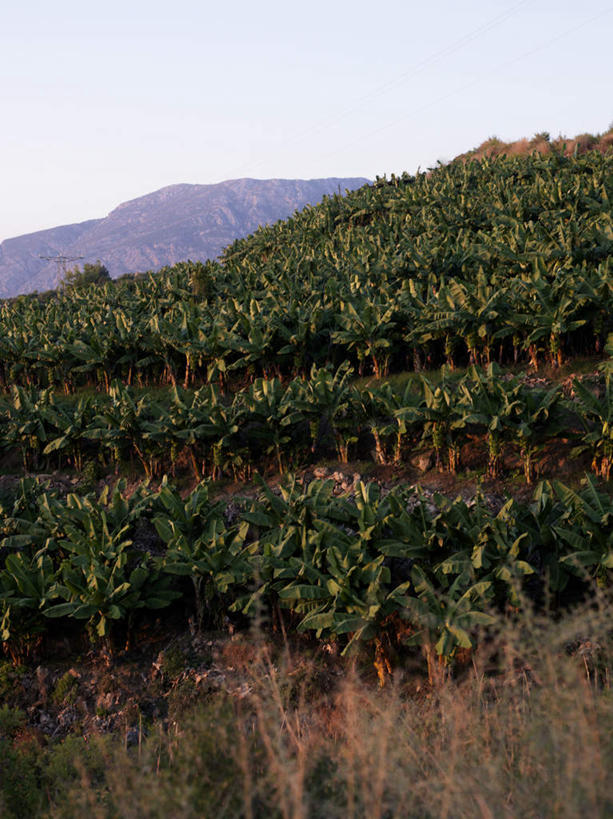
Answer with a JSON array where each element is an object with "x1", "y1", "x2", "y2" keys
[
  {"x1": 528, "y1": 344, "x2": 539, "y2": 370},
  {"x1": 393, "y1": 429, "x2": 403, "y2": 464},
  {"x1": 487, "y1": 433, "x2": 502, "y2": 478},
  {"x1": 372, "y1": 428, "x2": 387, "y2": 465},
  {"x1": 521, "y1": 445, "x2": 534, "y2": 484},
  {"x1": 335, "y1": 437, "x2": 350, "y2": 463}
]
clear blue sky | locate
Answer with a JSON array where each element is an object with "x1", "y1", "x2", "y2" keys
[{"x1": 1, "y1": 0, "x2": 611, "y2": 241}]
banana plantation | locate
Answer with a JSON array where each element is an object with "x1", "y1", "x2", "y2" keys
[
  {"x1": 0, "y1": 364, "x2": 611, "y2": 484},
  {"x1": 0, "y1": 151, "x2": 611, "y2": 391},
  {"x1": 1, "y1": 472, "x2": 611, "y2": 679},
  {"x1": 1, "y1": 148, "x2": 613, "y2": 677}
]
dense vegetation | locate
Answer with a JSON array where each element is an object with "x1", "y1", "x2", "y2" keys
[
  {"x1": 1, "y1": 148, "x2": 612, "y2": 659},
  {"x1": 0, "y1": 145, "x2": 612, "y2": 816},
  {"x1": 1, "y1": 601, "x2": 611, "y2": 817},
  {"x1": 1, "y1": 469, "x2": 612, "y2": 676},
  {"x1": 0, "y1": 362, "x2": 612, "y2": 483},
  {"x1": 1, "y1": 150, "x2": 611, "y2": 391}
]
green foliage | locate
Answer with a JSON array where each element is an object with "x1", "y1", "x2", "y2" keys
[
  {"x1": 61, "y1": 261, "x2": 110, "y2": 290},
  {"x1": 0, "y1": 705, "x2": 26, "y2": 739},
  {"x1": 189, "y1": 260, "x2": 215, "y2": 300},
  {"x1": 0, "y1": 470, "x2": 612, "y2": 672},
  {"x1": 1, "y1": 150, "x2": 613, "y2": 672},
  {"x1": 0, "y1": 152, "x2": 611, "y2": 393},
  {"x1": 0, "y1": 738, "x2": 41, "y2": 819},
  {"x1": 572, "y1": 374, "x2": 613, "y2": 479},
  {"x1": 43, "y1": 483, "x2": 180, "y2": 642},
  {"x1": 155, "y1": 481, "x2": 249, "y2": 630},
  {"x1": 51, "y1": 671, "x2": 79, "y2": 706}
]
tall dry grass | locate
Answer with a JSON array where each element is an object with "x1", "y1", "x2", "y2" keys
[{"x1": 36, "y1": 595, "x2": 613, "y2": 818}]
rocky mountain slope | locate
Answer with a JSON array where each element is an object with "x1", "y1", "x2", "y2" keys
[{"x1": 0, "y1": 177, "x2": 368, "y2": 297}]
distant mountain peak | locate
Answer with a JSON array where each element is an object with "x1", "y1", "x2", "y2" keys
[{"x1": 0, "y1": 177, "x2": 369, "y2": 297}]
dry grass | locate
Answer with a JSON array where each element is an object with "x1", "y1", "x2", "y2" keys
[
  {"x1": 462, "y1": 129, "x2": 613, "y2": 162},
  {"x1": 598, "y1": 132, "x2": 613, "y2": 152},
  {"x1": 33, "y1": 595, "x2": 613, "y2": 819},
  {"x1": 506, "y1": 138, "x2": 530, "y2": 157}
]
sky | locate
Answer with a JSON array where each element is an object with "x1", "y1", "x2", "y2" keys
[{"x1": 1, "y1": 0, "x2": 611, "y2": 241}]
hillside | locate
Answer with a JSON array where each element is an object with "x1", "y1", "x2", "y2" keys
[
  {"x1": 0, "y1": 147, "x2": 611, "y2": 387},
  {"x1": 1, "y1": 140, "x2": 613, "y2": 816},
  {"x1": 456, "y1": 126, "x2": 613, "y2": 162},
  {"x1": 0, "y1": 177, "x2": 368, "y2": 297}
]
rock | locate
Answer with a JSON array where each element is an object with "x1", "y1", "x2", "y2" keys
[
  {"x1": 36, "y1": 666, "x2": 49, "y2": 705},
  {"x1": 96, "y1": 691, "x2": 116, "y2": 712},
  {"x1": 224, "y1": 500, "x2": 243, "y2": 526},
  {"x1": 410, "y1": 451, "x2": 434, "y2": 472},
  {"x1": 37, "y1": 711, "x2": 55, "y2": 734}
]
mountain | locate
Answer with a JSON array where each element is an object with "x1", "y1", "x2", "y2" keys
[{"x1": 0, "y1": 177, "x2": 369, "y2": 297}]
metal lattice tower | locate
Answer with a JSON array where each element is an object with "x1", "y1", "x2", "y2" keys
[{"x1": 39, "y1": 253, "x2": 85, "y2": 283}]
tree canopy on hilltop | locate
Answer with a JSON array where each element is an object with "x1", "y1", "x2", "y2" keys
[{"x1": 61, "y1": 261, "x2": 110, "y2": 289}]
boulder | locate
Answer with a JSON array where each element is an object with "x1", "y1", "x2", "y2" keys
[{"x1": 410, "y1": 451, "x2": 434, "y2": 472}]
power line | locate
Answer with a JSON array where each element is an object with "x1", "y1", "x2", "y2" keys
[
  {"x1": 39, "y1": 253, "x2": 84, "y2": 281},
  {"x1": 228, "y1": 0, "x2": 531, "y2": 178},
  {"x1": 315, "y1": 6, "x2": 613, "y2": 167}
]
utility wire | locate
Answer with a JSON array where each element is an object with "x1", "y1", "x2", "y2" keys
[
  {"x1": 228, "y1": 0, "x2": 532, "y2": 178},
  {"x1": 316, "y1": 6, "x2": 613, "y2": 168}
]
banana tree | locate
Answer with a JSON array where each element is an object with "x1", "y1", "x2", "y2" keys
[
  {"x1": 155, "y1": 482, "x2": 249, "y2": 631},
  {"x1": 273, "y1": 299, "x2": 328, "y2": 376},
  {"x1": 67, "y1": 331, "x2": 115, "y2": 391},
  {"x1": 518, "y1": 273, "x2": 586, "y2": 368},
  {"x1": 527, "y1": 481, "x2": 574, "y2": 595},
  {"x1": 242, "y1": 377, "x2": 303, "y2": 473},
  {"x1": 459, "y1": 365, "x2": 522, "y2": 478},
  {"x1": 0, "y1": 553, "x2": 57, "y2": 661},
  {"x1": 359, "y1": 385, "x2": 396, "y2": 465},
  {"x1": 276, "y1": 481, "x2": 414, "y2": 655},
  {"x1": 436, "y1": 494, "x2": 535, "y2": 606},
  {"x1": 514, "y1": 384, "x2": 561, "y2": 483},
  {"x1": 85, "y1": 382, "x2": 146, "y2": 472},
  {"x1": 227, "y1": 300, "x2": 279, "y2": 380},
  {"x1": 3, "y1": 386, "x2": 55, "y2": 471},
  {"x1": 572, "y1": 374, "x2": 613, "y2": 480},
  {"x1": 554, "y1": 478, "x2": 613, "y2": 587},
  {"x1": 331, "y1": 297, "x2": 395, "y2": 377},
  {"x1": 419, "y1": 372, "x2": 464, "y2": 472},
  {"x1": 236, "y1": 475, "x2": 338, "y2": 620},
  {"x1": 43, "y1": 395, "x2": 96, "y2": 472},
  {"x1": 44, "y1": 487, "x2": 178, "y2": 646},
  {"x1": 149, "y1": 386, "x2": 211, "y2": 480},
  {"x1": 359, "y1": 382, "x2": 426, "y2": 465},
  {"x1": 293, "y1": 364, "x2": 361, "y2": 462},
  {"x1": 405, "y1": 568, "x2": 495, "y2": 683}
]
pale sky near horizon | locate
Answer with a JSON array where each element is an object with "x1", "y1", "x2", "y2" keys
[{"x1": 1, "y1": 0, "x2": 611, "y2": 242}]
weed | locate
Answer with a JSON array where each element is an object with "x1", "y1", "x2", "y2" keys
[
  {"x1": 160, "y1": 646, "x2": 186, "y2": 680},
  {"x1": 51, "y1": 671, "x2": 79, "y2": 707},
  {"x1": 0, "y1": 662, "x2": 25, "y2": 702},
  {"x1": 0, "y1": 705, "x2": 26, "y2": 739},
  {"x1": 30, "y1": 600, "x2": 613, "y2": 817}
]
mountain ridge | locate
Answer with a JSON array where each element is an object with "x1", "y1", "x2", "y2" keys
[{"x1": 0, "y1": 177, "x2": 369, "y2": 297}]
